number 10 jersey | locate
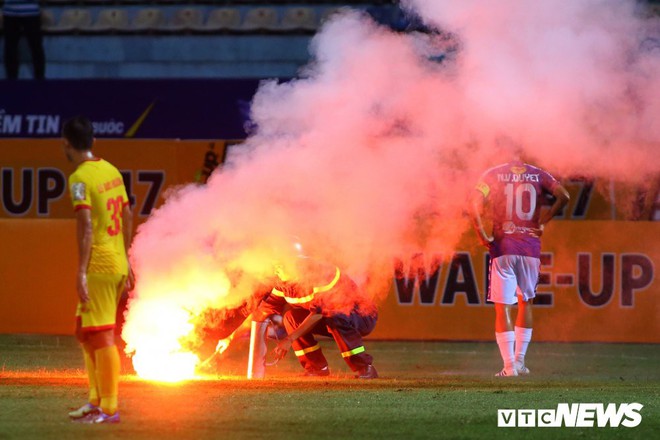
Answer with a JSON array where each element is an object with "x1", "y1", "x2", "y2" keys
[{"x1": 475, "y1": 161, "x2": 560, "y2": 258}]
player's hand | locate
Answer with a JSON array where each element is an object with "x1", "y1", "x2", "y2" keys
[
  {"x1": 126, "y1": 264, "x2": 135, "y2": 291},
  {"x1": 77, "y1": 272, "x2": 90, "y2": 304},
  {"x1": 531, "y1": 224, "x2": 544, "y2": 237},
  {"x1": 273, "y1": 338, "x2": 292, "y2": 360},
  {"x1": 479, "y1": 234, "x2": 494, "y2": 248},
  {"x1": 215, "y1": 337, "x2": 232, "y2": 354}
]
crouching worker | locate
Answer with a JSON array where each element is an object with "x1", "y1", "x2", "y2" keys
[
  {"x1": 269, "y1": 257, "x2": 379, "y2": 379},
  {"x1": 213, "y1": 256, "x2": 378, "y2": 379}
]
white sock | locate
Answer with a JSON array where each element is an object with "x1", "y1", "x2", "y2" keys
[
  {"x1": 495, "y1": 331, "x2": 515, "y2": 371},
  {"x1": 514, "y1": 326, "x2": 533, "y2": 367}
]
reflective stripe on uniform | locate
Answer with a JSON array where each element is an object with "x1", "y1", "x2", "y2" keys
[
  {"x1": 312, "y1": 267, "x2": 341, "y2": 294},
  {"x1": 284, "y1": 292, "x2": 316, "y2": 305},
  {"x1": 341, "y1": 346, "x2": 365, "y2": 358},
  {"x1": 294, "y1": 344, "x2": 321, "y2": 357},
  {"x1": 274, "y1": 267, "x2": 342, "y2": 305}
]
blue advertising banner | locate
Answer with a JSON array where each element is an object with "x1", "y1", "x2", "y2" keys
[{"x1": 0, "y1": 79, "x2": 262, "y2": 139}]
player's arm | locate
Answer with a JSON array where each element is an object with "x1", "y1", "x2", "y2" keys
[
  {"x1": 75, "y1": 208, "x2": 93, "y2": 303},
  {"x1": 284, "y1": 312, "x2": 322, "y2": 342},
  {"x1": 215, "y1": 313, "x2": 254, "y2": 354},
  {"x1": 273, "y1": 312, "x2": 323, "y2": 358},
  {"x1": 469, "y1": 190, "x2": 494, "y2": 247},
  {"x1": 122, "y1": 203, "x2": 135, "y2": 290},
  {"x1": 539, "y1": 184, "x2": 570, "y2": 226},
  {"x1": 215, "y1": 290, "x2": 285, "y2": 354}
]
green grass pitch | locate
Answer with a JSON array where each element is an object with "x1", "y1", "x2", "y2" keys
[{"x1": 0, "y1": 334, "x2": 658, "y2": 439}]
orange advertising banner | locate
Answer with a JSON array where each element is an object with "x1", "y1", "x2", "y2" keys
[
  {"x1": 0, "y1": 138, "x2": 233, "y2": 334},
  {"x1": 0, "y1": 219, "x2": 78, "y2": 334},
  {"x1": 0, "y1": 138, "x2": 232, "y2": 221},
  {"x1": 1, "y1": 139, "x2": 655, "y2": 220},
  {"x1": 0, "y1": 219, "x2": 657, "y2": 341},
  {"x1": 371, "y1": 221, "x2": 659, "y2": 343},
  {"x1": 0, "y1": 140, "x2": 657, "y2": 341}
]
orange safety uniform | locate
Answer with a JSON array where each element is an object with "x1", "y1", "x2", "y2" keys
[{"x1": 255, "y1": 262, "x2": 377, "y2": 373}]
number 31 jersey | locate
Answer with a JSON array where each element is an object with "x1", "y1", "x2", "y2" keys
[
  {"x1": 68, "y1": 158, "x2": 129, "y2": 275},
  {"x1": 475, "y1": 161, "x2": 560, "y2": 258}
]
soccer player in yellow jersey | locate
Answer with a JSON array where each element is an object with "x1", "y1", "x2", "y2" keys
[{"x1": 62, "y1": 116, "x2": 134, "y2": 424}]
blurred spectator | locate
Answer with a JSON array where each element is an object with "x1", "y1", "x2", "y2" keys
[{"x1": 2, "y1": 0, "x2": 46, "y2": 79}]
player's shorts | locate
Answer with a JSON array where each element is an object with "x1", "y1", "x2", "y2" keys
[
  {"x1": 488, "y1": 255, "x2": 539, "y2": 305},
  {"x1": 76, "y1": 272, "x2": 126, "y2": 332}
]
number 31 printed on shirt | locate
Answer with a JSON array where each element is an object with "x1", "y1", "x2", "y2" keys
[{"x1": 106, "y1": 196, "x2": 124, "y2": 236}]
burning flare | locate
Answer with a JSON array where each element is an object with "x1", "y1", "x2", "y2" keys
[
  {"x1": 122, "y1": 266, "x2": 233, "y2": 381},
  {"x1": 125, "y1": 300, "x2": 199, "y2": 381}
]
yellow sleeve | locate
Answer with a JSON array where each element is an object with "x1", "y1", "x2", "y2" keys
[{"x1": 69, "y1": 172, "x2": 92, "y2": 212}]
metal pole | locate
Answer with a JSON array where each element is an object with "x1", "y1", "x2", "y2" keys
[{"x1": 247, "y1": 320, "x2": 269, "y2": 379}]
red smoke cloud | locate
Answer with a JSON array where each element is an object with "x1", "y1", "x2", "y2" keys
[{"x1": 123, "y1": 1, "x2": 659, "y2": 376}]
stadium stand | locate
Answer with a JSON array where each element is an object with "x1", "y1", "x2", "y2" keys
[
  {"x1": 239, "y1": 6, "x2": 279, "y2": 32},
  {"x1": 319, "y1": 7, "x2": 344, "y2": 25},
  {"x1": 40, "y1": 9, "x2": 56, "y2": 28},
  {"x1": 34, "y1": 3, "x2": 404, "y2": 36},
  {"x1": 191, "y1": 7, "x2": 242, "y2": 33},
  {"x1": 85, "y1": 8, "x2": 130, "y2": 33},
  {"x1": 35, "y1": 5, "x2": 336, "y2": 35},
  {"x1": 279, "y1": 6, "x2": 317, "y2": 32},
  {"x1": 130, "y1": 7, "x2": 166, "y2": 33},
  {"x1": 156, "y1": 0, "x2": 187, "y2": 5},
  {"x1": 165, "y1": 7, "x2": 204, "y2": 33},
  {"x1": 47, "y1": 8, "x2": 92, "y2": 34},
  {"x1": 2, "y1": 1, "x2": 403, "y2": 79},
  {"x1": 43, "y1": 0, "x2": 76, "y2": 5},
  {"x1": 84, "y1": 0, "x2": 116, "y2": 5}
]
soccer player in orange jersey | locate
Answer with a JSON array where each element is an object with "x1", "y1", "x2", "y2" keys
[{"x1": 62, "y1": 116, "x2": 134, "y2": 423}]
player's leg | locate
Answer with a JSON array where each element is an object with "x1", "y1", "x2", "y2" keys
[
  {"x1": 87, "y1": 329, "x2": 120, "y2": 420},
  {"x1": 73, "y1": 273, "x2": 124, "y2": 423},
  {"x1": 69, "y1": 319, "x2": 100, "y2": 419},
  {"x1": 22, "y1": 15, "x2": 45, "y2": 79},
  {"x1": 494, "y1": 303, "x2": 514, "y2": 333},
  {"x1": 355, "y1": 308, "x2": 378, "y2": 337},
  {"x1": 494, "y1": 304, "x2": 516, "y2": 376},
  {"x1": 490, "y1": 256, "x2": 519, "y2": 376},
  {"x1": 512, "y1": 256, "x2": 540, "y2": 375},
  {"x1": 3, "y1": 16, "x2": 21, "y2": 79},
  {"x1": 353, "y1": 309, "x2": 378, "y2": 378},
  {"x1": 513, "y1": 256, "x2": 539, "y2": 372},
  {"x1": 514, "y1": 298, "x2": 533, "y2": 374},
  {"x1": 282, "y1": 308, "x2": 329, "y2": 375},
  {"x1": 326, "y1": 312, "x2": 377, "y2": 379}
]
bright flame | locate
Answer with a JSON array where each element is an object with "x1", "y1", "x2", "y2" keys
[
  {"x1": 122, "y1": 258, "x2": 239, "y2": 381},
  {"x1": 123, "y1": 299, "x2": 201, "y2": 381},
  {"x1": 132, "y1": 349, "x2": 199, "y2": 383}
]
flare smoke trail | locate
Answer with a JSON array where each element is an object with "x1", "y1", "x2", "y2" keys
[{"x1": 122, "y1": 0, "x2": 659, "y2": 376}]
